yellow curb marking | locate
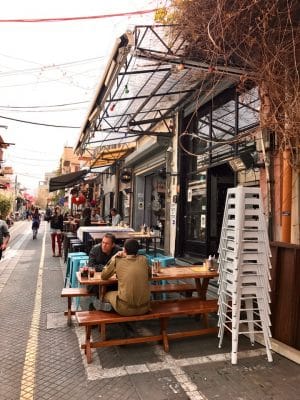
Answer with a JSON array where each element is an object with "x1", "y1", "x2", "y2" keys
[{"x1": 19, "y1": 227, "x2": 47, "y2": 399}]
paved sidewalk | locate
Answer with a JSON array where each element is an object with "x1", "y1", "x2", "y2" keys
[{"x1": 0, "y1": 222, "x2": 299, "y2": 400}]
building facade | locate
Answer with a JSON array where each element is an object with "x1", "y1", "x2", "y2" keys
[{"x1": 74, "y1": 25, "x2": 300, "y2": 260}]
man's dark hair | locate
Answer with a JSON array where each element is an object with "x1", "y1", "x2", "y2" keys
[
  {"x1": 110, "y1": 208, "x2": 117, "y2": 213},
  {"x1": 103, "y1": 233, "x2": 116, "y2": 244},
  {"x1": 124, "y1": 239, "x2": 139, "y2": 255}
]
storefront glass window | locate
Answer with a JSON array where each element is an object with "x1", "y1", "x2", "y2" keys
[
  {"x1": 182, "y1": 87, "x2": 259, "y2": 256},
  {"x1": 238, "y1": 87, "x2": 259, "y2": 130},
  {"x1": 186, "y1": 182, "x2": 206, "y2": 242}
]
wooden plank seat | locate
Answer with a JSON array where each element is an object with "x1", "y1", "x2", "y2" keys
[
  {"x1": 61, "y1": 288, "x2": 90, "y2": 326},
  {"x1": 62, "y1": 284, "x2": 197, "y2": 325},
  {"x1": 76, "y1": 298, "x2": 218, "y2": 363}
]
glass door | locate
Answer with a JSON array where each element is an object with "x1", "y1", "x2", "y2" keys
[{"x1": 184, "y1": 177, "x2": 207, "y2": 256}]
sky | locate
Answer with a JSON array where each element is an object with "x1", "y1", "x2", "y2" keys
[{"x1": 0, "y1": 0, "x2": 158, "y2": 194}]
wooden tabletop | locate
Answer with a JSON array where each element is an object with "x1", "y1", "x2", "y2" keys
[
  {"x1": 89, "y1": 231, "x2": 160, "y2": 241},
  {"x1": 76, "y1": 265, "x2": 219, "y2": 286},
  {"x1": 77, "y1": 226, "x2": 134, "y2": 241}
]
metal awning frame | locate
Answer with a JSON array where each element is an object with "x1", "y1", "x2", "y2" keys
[{"x1": 75, "y1": 25, "x2": 252, "y2": 161}]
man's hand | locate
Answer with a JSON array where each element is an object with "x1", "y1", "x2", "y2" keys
[
  {"x1": 1, "y1": 243, "x2": 7, "y2": 251},
  {"x1": 115, "y1": 250, "x2": 125, "y2": 258}
]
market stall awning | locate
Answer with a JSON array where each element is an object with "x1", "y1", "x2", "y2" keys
[
  {"x1": 74, "y1": 25, "x2": 247, "y2": 158},
  {"x1": 91, "y1": 142, "x2": 136, "y2": 168},
  {"x1": 49, "y1": 169, "x2": 89, "y2": 192}
]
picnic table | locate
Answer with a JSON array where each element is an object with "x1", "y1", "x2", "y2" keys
[
  {"x1": 76, "y1": 265, "x2": 218, "y2": 300},
  {"x1": 73, "y1": 265, "x2": 219, "y2": 361}
]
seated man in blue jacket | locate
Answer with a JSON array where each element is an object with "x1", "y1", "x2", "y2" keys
[{"x1": 87, "y1": 233, "x2": 120, "y2": 309}]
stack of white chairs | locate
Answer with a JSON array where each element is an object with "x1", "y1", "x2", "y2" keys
[{"x1": 217, "y1": 186, "x2": 273, "y2": 364}]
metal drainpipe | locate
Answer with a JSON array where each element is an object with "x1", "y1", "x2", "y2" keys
[
  {"x1": 260, "y1": 129, "x2": 273, "y2": 240},
  {"x1": 234, "y1": 90, "x2": 239, "y2": 187},
  {"x1": 281, "y1": 148, "x2": 292, "y2": 242},
  {"x1": 298, "y1": 160, "x2": 300, "y2": 243}
]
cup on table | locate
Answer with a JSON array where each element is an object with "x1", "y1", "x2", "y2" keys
[
  {"x1": 151, "y1": 259, "x2": 160, "y2": 275},
  {"x1": 157, "y1": 261, "x2": 161, "y2": 273},
  {"x1": 80, "y1": 266, "x2": 89, "y2": 278},
  {"x1": 89, "y1": 267, "x2": 95, "y2": 278}
]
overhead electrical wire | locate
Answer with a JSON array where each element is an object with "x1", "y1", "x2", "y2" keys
[
  {"x1": 0, "y1": 100, "x2": 89, "y2": 109},
  {"x1": 0, "y1": 107, "x2": 85, "y2": 113},
  {"x1": 8, "y1": 160, "x2": 58, "y2": 168},
  {"x1": 8, "y1": 160, "x2": 56, "y2": 167},
  {"x1": 0, "y1": 8, "x2": 157, "y2": 143},
  {"x1": 0, "y1": 9, "x2": 156, "y2": 23},
  {"x1": 0, "y1": 56, "x2": 105, "y2": 78},
  {"x1": 15, "y1": 172, "x2": 44, "y2": 179},
  {"x1": 8, "y1": 147, "x2": 61, "y2": 155},
  {"x1": 0, "y1": 114, "x2": 80, "y2": 128},
  {"x1": 7, "y1": 155, "x2": 57, "y2": 162},
  {"x1": 0, "y1": 52, "x2": 41, "y2": 66},
  {"x1": 0, "y1": 55, "x2": 105, "y2": 77},
  {"x1": 0, "y1": 68, "x2": 99, "y2": 89}
]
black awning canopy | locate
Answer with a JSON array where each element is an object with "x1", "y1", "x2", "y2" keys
[{"x1": 49, "y1": 169, "x2": 89, "y2": 192}]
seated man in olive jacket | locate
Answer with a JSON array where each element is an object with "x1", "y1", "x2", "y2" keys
[{"x1": 99, "y1": 239, "x2": 151, "y2": 316}]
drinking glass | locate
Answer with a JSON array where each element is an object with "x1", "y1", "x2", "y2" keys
[{"x1": 89, "y1": 268, "x2": 95, "y2": 278}]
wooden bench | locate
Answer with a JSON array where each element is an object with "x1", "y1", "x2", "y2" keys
[
  {"x1": 61, "y1": 288, "x2": 90, "y2": 326},
  {"x1": 150, "y1": 283, "x2": 196, "y2": 294},
  {"x1": 76, "y1": 298, "x2": 218, "y2": 363},
  {"x1": 61, "y1": 283, "x2": 197, "y2": 325}
]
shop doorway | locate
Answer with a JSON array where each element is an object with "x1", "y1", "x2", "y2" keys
[
  {"x1": 207, "y1": 164, "x2": 235, "y2": 255},
  {"x1": 103, "y1": 192, "x2": 114, "y2": 221},
  {"x1": 180, "y1": 164, "x2": 234, "y2": 258},
  {"x1": 144, "y1": 173, "x2": 166, "y2": 245}
]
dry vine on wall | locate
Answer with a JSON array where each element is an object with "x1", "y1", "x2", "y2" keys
[{"x1": 160, "y1": 0, "x2": 300, "y2": 166}]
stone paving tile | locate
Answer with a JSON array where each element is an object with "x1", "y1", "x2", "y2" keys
[
  {"x1": 0, "y1": 259, "x2": 40, "y2": 400},
  {"x1": 183, "y1": 353, "x2": 300, "y2": 400},
  {"x1": 93, "y1": 323, "x2": 161, "y2": 368},
  {"x1": 1, "y1": 225, "x2": 300, "y2": 400},
  {"x1": 129, "y1": 370, "x2": 189, "y2": 400}
]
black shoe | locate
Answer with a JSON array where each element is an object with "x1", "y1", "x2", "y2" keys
[
  {"x1": 99, "y1": 301, "x2": 112, "y2": 312},
  {"x1": 89, "y1": 302, "x2": 96, "y2": 311}
]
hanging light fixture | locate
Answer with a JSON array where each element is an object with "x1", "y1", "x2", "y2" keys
[{"x1": 120, "y1": 168, "x2": 132, "y2": 183}]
